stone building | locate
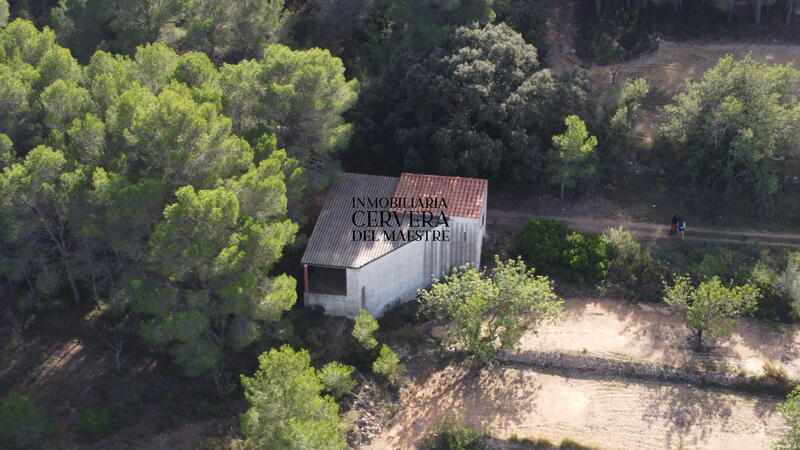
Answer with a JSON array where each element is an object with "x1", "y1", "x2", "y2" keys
[{"x1": 301, "y1": 172, "x2": 488, "y2": 318}]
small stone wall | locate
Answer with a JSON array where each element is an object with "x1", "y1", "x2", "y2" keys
[{"x1": 498, "y1": 349, "x2": 795, "y2": 396}]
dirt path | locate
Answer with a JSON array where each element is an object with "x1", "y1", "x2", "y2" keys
[
  {"x1": 367, "y1": 364, "x2": 785, "y2": 450},
  {"x1": 488, "y1": 209, "x2": 800, "y2": 248},
  {"x1": 543, "y1": 1, "x2": 581, "y2": 72},
  {"x1": 518, "y1": 297, "x2": 800, "y2": 378}
]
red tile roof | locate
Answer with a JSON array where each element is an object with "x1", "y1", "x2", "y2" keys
[{"x1": 391, "y1": 173, "x2": 487, "y2": 218}]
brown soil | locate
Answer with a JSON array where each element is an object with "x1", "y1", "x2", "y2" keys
[
  {"x1": 0, "y1": 327, "x2": 234, "y2": 449},
  {"x1": 518, "y1": 297, "x2": 800, "y2": 378},
  {"x1": 543, "y1": 1, "x2": 581, "y2": 72},
  {"x1": 586, "y1": 41, "x2": 800, "y2": 97},
  {"x1": 367, "y1": 363, "x2": 785, "y2": 450},
  {"x1": 583, "y1": 40, "x2": 800, "y2": 142}
]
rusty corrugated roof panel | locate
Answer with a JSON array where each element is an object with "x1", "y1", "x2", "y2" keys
[
  {"x1": 392, "y1": 173, "x2": 488, "y2": 218},
  {"x1": 301, "y1": 173, "x2": 410, "y2": 268}
]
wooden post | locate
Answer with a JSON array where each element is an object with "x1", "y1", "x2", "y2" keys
[{"x1": 303, "y1": 265, "x2": 309, "y2": 293}]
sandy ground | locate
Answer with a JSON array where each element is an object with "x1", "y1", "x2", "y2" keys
[
  {"x1": 587, "y1": 40, "x2": 800, "y2": 96},
  {"x1": 518, "y1": 297, "x2": 800, "y2": 378},
  {"x1": 367, "y1": 364, "x2": 785, "y2": 450}
]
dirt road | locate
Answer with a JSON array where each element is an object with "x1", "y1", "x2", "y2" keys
[
  {"x1": 367, "y1": 364, "x2": 785, "y2": 450},
  {"x1": 488, "y1": 209, "x2": 800, "y2": 248},
  {"x1": 518, "y1": 297, "x2": 800, "y2": 378}
]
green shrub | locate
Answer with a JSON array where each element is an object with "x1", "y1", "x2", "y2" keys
[
  {"x1": 514, "y1": 219, "x2": 570, "y2": 277},
  {"x1": 0, "y1": 392, "x2": 55, "y2": 448},
  {"x1": 75, "y1": 407, "x2": 113, "y2": 437},
  {"x1": 692, "y1": 249, "x2": 740, "y2": 282},
  {"x1": 777, "y1": 254, "x2": 800, "y2": 320},
  {"x1": 515, "y1": 219, "x2": 609, "y2": 283},
  {"x1": 317, "y1": 362, "x2": 357, "y2": 400},
  {"x1": 777, "y1": 386, "x2": 800, "y2": 449},
  {"x1": 603, "y1": 227, "x2": 665, "y2": 301},
  {"x1": 603, "y1": 226, "x2": 640, "y2": 259},
  {"x1": 749, "y1": 262, "x2": 790, "y2": 320},
  {"x1": 372, "y1": 344, "x2": 405, "y2": 388},
  {"x1": 562, "y1": 232, "x2": 609, "y2": 283},
  {"x1": 353, "y1": 309, "x2": 379, "y2": 350},
  {"x1": 422, "y1": 414, "x2": 485, "y2": 450}
]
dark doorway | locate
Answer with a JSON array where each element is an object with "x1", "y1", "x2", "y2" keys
[{"x1": 308, "y1": 266, "x2": 347, "y2": 295}]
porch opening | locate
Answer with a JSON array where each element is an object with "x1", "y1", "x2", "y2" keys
[{"x1": 307, "y1": 265, "x2": 347, "y2": 295}]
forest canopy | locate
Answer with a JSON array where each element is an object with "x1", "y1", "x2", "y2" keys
[{"x1": 0, "y1": 18, "x2": 357, "y2": 376}]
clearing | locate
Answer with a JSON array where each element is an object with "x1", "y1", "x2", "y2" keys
[
  {"x1": 367, "y1": 363, "x2": 785, "y2": 450},
  {"x1": 585, "y1": 40, "x2": 800, "y2": 97},
  {"x1": 517, "y1": 297, "x2": 800, "y2": 378}
]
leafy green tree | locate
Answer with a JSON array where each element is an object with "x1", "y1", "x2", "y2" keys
[
  {"x1": 51, "y1": 0, "x2": 291, "y2": 63},
  {"x1": 387, "y1": 0, "x2": 495, "y2": 49},
  {"x1": 50, "y1": 0, "x2": 165, "y2": 62},
  {"x1": 663, "y1": 275, "x2": 760, "y2": 350},
  {"x1": 777, "y1": 386, "x2": 800, "y2": 450},
  {"x1": 597, "y1": 77, "x2": 649, "y2": 171},
  {"x1": 549, "y1": 115, "x2": 598, "y2": 200},
  {"x1": 660, "y1": 56, "x2": 800, "y2": 205},
  {"x1": 419, "y1": 256, "x2": 563, "y2": 362},
  {"x1": 300, "y1": 0, "x2": 377, "y2": 48},
  {"x1": 219, "y1": 44, "x2": 358, "y2": 188},
  {"x1": 0, "y1": 391, "x2": 55, "y2": 449},
  {"x1": 317, "y1": 361, "x2": 357, "y2": 400},
  {"x1": 240, "y1": 345, "x2": 347, "y2": 450},
  {"x1": 372, "y1": 344, "x2": 405, "y2": 387},
  {"x1": 0, "y1": 21, "x2": 345, "y2": 376},
  {"x1": 350, "y1": 23, "x2": 565, "y2": 182},
  {"x1": 132, "y1": 168, "x2": 298, "y2": 375},
  {"x1": 0, "y1": 1, "x2": 8, "y2": 27},
  {"x1": 0, "y1": 133, "x2": 13, "y2": 167},
  {"x1": 179, "y1": 0, "x2": 292, "y2": 62},
  {"x1": 352, "y1": 308, "x2": 379, "y2": 350},
  {"x1": 0, "y1": 146, "x2": 86, "y2": 304},
  {"x1": 493, "y1": 0, "x2": 552, "y2": 51}
]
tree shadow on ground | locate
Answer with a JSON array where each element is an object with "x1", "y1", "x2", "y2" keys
[
  {"x1": 381, "y1": 361, "x2": 544, "y2": 447},
  {"x1": 523, "y1": 296, "x2": 800, "y2": 377},
  {"x1": 640, "y1": 381, "x2": 781, "y2": 450}
]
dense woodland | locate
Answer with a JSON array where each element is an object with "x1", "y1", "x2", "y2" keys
[{"x1": 3, "y1": 0, "x2": 800, "y2": 448}]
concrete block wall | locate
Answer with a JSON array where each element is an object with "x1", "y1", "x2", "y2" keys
[{"x1": 304, "y1": 198, "x2": 487, "y2": 319}]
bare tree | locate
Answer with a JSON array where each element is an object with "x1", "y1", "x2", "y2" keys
[
  {"x1": 2, "y1": 307, "x2": 23, "y2": 342},
  {"x1": 610, "y1": 63, "x2": 622, "y2": 85},
  {"x1": 96, "y1": 317, "x2": 136, "y2": 372},
  {"x1": 209, "y1": 363, "x2": 235, "y2": 398},
  {"x1": 756, "y1": 0, "x2": 764, "y2": 24}
]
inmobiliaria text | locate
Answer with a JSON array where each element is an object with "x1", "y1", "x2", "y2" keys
[{"x1": 350, "y1": 197, "x2": 450, "y2": 242}]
